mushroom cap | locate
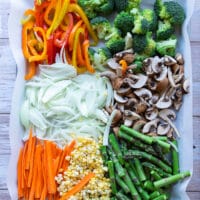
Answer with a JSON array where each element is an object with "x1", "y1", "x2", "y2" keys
[
  {"x1": 117, "y1": 87, "x2": 132, "y2": 96},
  {"x1": 125, "y1": 74, "x2": 148, "y2": 89},
  {"x1": 156, "y1": 96, "x2": 172, "y2": 109},
  {"x1": 168, "y1": 67, "x2": 177, "y2": 88},
  {"x1": 164, "y1": 55, "x2": 177, "y2": 66},
  {"x1": 107, "y1": 58, "x2": 121, "y2": 70},
  {"x1": 142, "y1": 119, "x2": 159, "y2": 133},
  {"x1": 154, "y1": 66, "x2": 168, "y2": 81},
  {"x1": 156, "y1": 77, "x2": 169, "y2": 93},
  {"x1": 157, "y1": 122, "x2": 171, "y2": 135},
  {"x1": 152, "y1": 56, "x2": 163, "y2": 73},
  {"x1": 145, "y1": 107, "x2": 159, "y2": 120},
  {"x1": 124, "y1": 110, "x2": 141, "y2": 121},
  {"x1": 114, "y1": 91, "x2": 128, "y2": 104},
  {"x1": 132, "y1": 119, "x2": 147, "y2": 131},
  {"x1": 134, "y1": 88, "x2": 152, "y2": 100},
  {"x1": 134, "y1": 102, "x2": 147, "y2": 114},
  {"x1": 100, "y1": 71, "x2": 117, "y2": 81},
  {"x1": 159, "y1": 109, "x2": 176, "y2": 121}
]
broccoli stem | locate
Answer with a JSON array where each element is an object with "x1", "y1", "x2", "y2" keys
[
  {"x1": 124, "y1": 150, "x2": 172, "y2": 173},
  {"x1": 120, "y1": 125, "x2": 153, "y2": 144},
  {"x1": 172, "y1": 140, "x2": 180, "y2": 175},
  {"x1": 153, "y1": 171, "x2": 191, "y2": 188}
]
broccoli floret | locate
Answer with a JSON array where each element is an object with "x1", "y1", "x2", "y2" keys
[
  {"x1": 157, "y1": 1, "x2": 185, "y2": 25},
  {"x1": 106, "y1": 37, "x2": 125, "y2": 55},
  {"x1": 132, "y1": 14, "x2": 149, "y2": 34},
  {"x1": 114, "y1": 0, "x2": 128, "y2": 12},
  {"x1": 156, "y1": 20, "x2": 174, "y2": 40},
  {"x1": 133, "y1": 32, "x2": 156, "y2": 56},
  {"x1": 90, "y1": 17, "x2": 112, "y2": 40},
  {"x1": 126, "y1": 0, "x2": 141, "y2": 12},
  {"x1": 156, "y1": 36, "x2": 177, "y2": 57},
  {"x1": 96, "y1": 0, "x2": 114, "y2": 15},
  {"x1": 91, "y1": 47, "x2": 112, "y2": 71},
  {"x1": 154, "y1": 0, "x2": 162, "y2": 17},
  {"x1": 105, "y1": 27, "x2": 122, "y2": 41},
  {"x1": 78, "y1": 0, "x2": 101, "y2": 19},
  {"x1": 114, "y1": 11, "x2": 134, "y2": 36},
  {"x1": 142, "y1": 9, "x2": 158, "y2": 31}
]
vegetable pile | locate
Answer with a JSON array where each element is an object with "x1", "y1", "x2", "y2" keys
[
  {"x1": 100, "y1": 126, "x2": 191, "y2": 200},
  {"x1": 15, "y1": 0, "x2": 192, "y2": 199}
]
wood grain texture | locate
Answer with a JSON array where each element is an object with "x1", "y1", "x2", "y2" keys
[{"x1": 0, "y1": 0, "x2": 200, "y2": 199}]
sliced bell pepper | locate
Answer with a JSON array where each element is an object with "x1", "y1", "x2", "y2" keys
[
  {"x1": 119, "y1": 59, "x2": 128, "y2": 75},
  {"x1": 28, "y1": 39, "x2": 43, "y2": 56},
  {"x1": 28, "y1": 27, "x2": 47, "y2": 62},
  {"x1": 47, "y1": 35, "x2": 56, "y2": 64},
  {"x1": 44, "y1": 0, "x2": 57, "y2": 26},
  {"x1": 68, "y1": 3, "x2": 98, "y2": 46},
  {"x1": 25, "y1": 62, "x2": 36, "y2": 80},
  {"x1": 83, "y1": 40, "x2": 95, "y2": 73},
  {"x1": 35, "y1": 1, "x2": 49, "y2": 27}
]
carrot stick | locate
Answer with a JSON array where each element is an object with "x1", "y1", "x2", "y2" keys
[
  {"x1": 25, "y1": 129, "x2": 33, "y2": 170},
  {"x1": 57, "y1": 145, "x2": 68, "y2": 173},
  {"x1": 59, "y1": 173, "x2": 95, "y2": 200},
  {"x1": 22, "y1": 141, "x2": 28, "y2": 189},
  {"x1": 45, "y1": 140, "x2": 57, "y2": 194},
  {"x1": 67, "y1": 140, "x2": 76, "y2": 155},
  {"x1": 29, "y1": 144, "x2": 40, "y2": 199},
  {"x1": 27, "y1": 136, "x2": 37, "y2": 188},
  {"x1": 41, "y1": 149, "x2": 47, "y2": 200},
  {"x1": 35, "y1": 145, "x2": 43, "y2": 199},
  {"x1": 17, "y1": 148, "x2": 24, "y2": 199}
]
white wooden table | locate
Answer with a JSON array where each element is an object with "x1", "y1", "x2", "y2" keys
[{"x1": 0, "y1": 0, "x2": 200, "y2": 199}]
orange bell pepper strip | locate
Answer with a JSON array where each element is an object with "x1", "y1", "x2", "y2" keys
[
  {"x1": 77, "y1": 40, "x2": 85, "y2": 67},
  {"x1": 119, "y1": 59, "x2": 128, "y2": 75},
  {"x1": 28, "y1": 39, "x2": 43, "y2": 56},
  {"x1": 21, "y1": 9, "x2": 35, "y2": 24},
  {"x1": 68, "y1": 20, "x2": 83, "y2": 51},
  {"x1": 25, "y1": 62, "x2": 37, "y2": 80},
  {"x1": 44, "y1": 0, "x2": 57, "y2": 26},
  {"x1": 68, "y1": 3, "x2": 98, "y2": 46},
  {"x1": 83, "y1": 40, "x2": 95, "y2": 73},
  {"x1": 72, "y1": 27, "x2": 84, "y2": 68},
  {"x1": 22, "y1": 21, "x2": 34, "y2": 60},
  {"x1": 28, "y1": 27, "x2": 47, "y2": 62}
]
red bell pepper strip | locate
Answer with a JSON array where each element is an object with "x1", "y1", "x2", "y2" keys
[{"x1": 47, "y1": 35, "x2": 56, "y2": 64}]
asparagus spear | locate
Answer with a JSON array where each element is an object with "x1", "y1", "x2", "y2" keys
[
  {"x1": 100, "y1": 145, "x2": 108, "y2": 164},
  {"x1": 152, "y1": 194, "x2": 167, "y2": 200},
  {"x1": 109, "y1": 133, "x2": 125, "y2": 165},
  {"x1": 142, "y1": 162, "x2": 172, "y2": 177},
  {"x1": 123, "y1": 169, "x2": 141, "y2": 200},
  {"x1": 143, "y1": 180, "x2": 155, "y2": 191},
  {"x1": 153, "y1": 171, "x2": 191, "y2": 188},
  {"x1": 172, "y1": 140, "x2": 180, "y2": 175},
  {"x1": 120, "y1": 125, "x2": 153, "y2": 144},
  {"x1": 116, "y1": 192, "x2": 130, "y2": 200},
  {"x1": 108, "y1": 160, "x2": 117, "y2": 195},
  {"x1": 149, "y1": 191, "x2": 160, "y2": 199},
  {"x1": 134, "y1": 158, "x2": 147, "y2": 182},
  {"x1": 153, "y1": 136, "x2": 168, "y2": 142},
  {"x1": 150, "y1": 170, "x2": 162, "y2": 181},
  {"x1": 124, "y1": 150, "x2": 172, "y2": 173},
  {"x1": 108, "y1": 149, "x2": 125, "y2": 177},
  {"x1": 119, "y1": 130, "x2": 157, "y2": 156},
  {"x1": 125, "y1": 162, "x2": 140, "y2": 186},
  {"x1": 136, "y1": 186, "x2": 150, "y2": 200},
  {"x1": 153, "y1": 138, "x2": 171, "y2": 153},
  {"x1": 116, "y1": 175, "x2": 130, "y2": 194}
]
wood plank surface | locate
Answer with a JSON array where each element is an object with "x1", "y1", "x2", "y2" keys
[{"x1": 0, "y1": 0, "x2": 200, "y2": 199}]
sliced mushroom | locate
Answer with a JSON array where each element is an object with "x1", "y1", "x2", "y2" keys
[
  {"x1": 152, "y1": 56, "x2": 163, "y2": 73},
  {"x1": 107, "y1": 58, "x2": 121, "y2": 70},
  {"x1": 167, "y1": 67, "x2": 177, "y2": 88},
  {"x1": 145, "y1": 107, "x2": 158, "y2": 121},
  {"x1": 164, "y1": 55, "x2": 177, "y2": 66},
  {"x1": 134, "y1": 102, "x2": 147, "y2": 114},
  {"x1": 142, "y1": 119, "x2": 159, "y2": 133},
  {"x1": 143, "y1": 58, "x2": 154, "y2": 75},
  {"x1": 112, "y1": 78, "x2": 124, "y2": 90},
  {"x1": 134, "y1": 88, "x2": 152, "y2": 100},
  {"x1": 167, "y1": 128, "x2": 174, "y2": 138},
  {"x1": 149, "y1": 94, "x2": 160, "y2": 105},
  {"x1": 124, "y1": 119, "x2": 133, "y2": 127},
  {"x1": 112, "y1": 110, "x2": 122, "y2": 126},
  {"x1": 173, "y1": 99, "x2": 182, "y2": 111},
  {"x1": 156, "y1": 96, "x2": 172, "y2": 109},
  {"x1": 115, "y1": 49, "x2": 134, "y2": 58},
  {"x1": 123, "y1": 53, "x2": 135, "y2": 64},
  {"x1": 126, "y1": 74, "x2": 148, "y2": 89},
  {"x1": 174, "y1": 73, "x2": 184, "y2": 84},
  {"x1": 157, "y1": 123, "x2": 171, "y2": 135},
  {"x1": 171, "y1": 64, "x2": 184, "y2": 75},
  {"x1": 154, "y1": 66, "x2": 168, "y2": 81},
  {"x1": 183, "y1": 79, "x2": 190, "y2": 93},
  {"x1": 114, "y1": 91, "x2": 128, "y2": 104},
  {"x1": 147, "y1": 78, "x2": 158, "y2": 91},
  {"x1": 117, "y1": 104, "x2": 125, "y2": 113},
  {"x1": 159, "y1": 109, "x2": 180, "y2": 137},
  {"x1": 126, "y1": 98, "x2": 138, "y2": 108},
  {"x1": 124, "y1": 110, "x2": 141, "y2": 121},
  {"x1": 101, "y1": 71, "x2": 117, "y2": 80},
  {"x1": 132, "y1": 119, "x2": 147, "y2": 131},
  {"x1": 117, "y1": 87, "x2": 132, "y2": 96},
  {"x1": 113, "y1": 127, "x2": 119, "y2": 135},
  {"x1": 156, "y1": 77, "x2": 169, "y2": 93},
  {"x1": 175, "y1": 53, "x2": 184, "y2": 65}
]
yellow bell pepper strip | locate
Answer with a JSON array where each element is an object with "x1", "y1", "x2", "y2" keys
[
  {"x1": 44, "y1": 0, "x2": 57, "y2": 26},
  {"x1": 28, "y1": 27, "x2": 47, "y2": 62},
  {"x1": 72, "y1": 27, "x2": 84, "y2": 68},
  {"x1": 68, "y1": 20, "x2": 83, "y2": 51},
  {"x1": 119, "y1": 59, "x2": 128, "y2": 75},
  {"x1": 25, "y1": 62, "x2": 36, "y2": 80},
  {"x1": 77, "y1": 39, "x2": 85, "y2": 67},
  {"x1": 68, "y1": 3, "x2": 98, "y2": 46},
  {"x1": 22, "y1": 21, "x2": 35, "y2": 60},
  {"x1": 60, "y1": 12, "x2": 73, "y2": 31},
  {"x1": 46, "y1": 0, "x2": 70, "y2": 38},
  {"x1": 28, "y1": 39, "x2": 44, "y2": 56},
  {"x1": 46, "y1": 0, "x2": 62, "y2": 38},
  {"x1": 83, "y1": 40, "x2": 95, "y2": 73}
]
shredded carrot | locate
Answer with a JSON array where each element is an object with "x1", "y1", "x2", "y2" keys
[
  {"x1": 59, "y1": 172, "x2": 95, "y2": 200},
  {"x1": 17, "y1": 148, "x2": 24, "y2": 199},
  {"x1": 119, "y1": 59, "x2": 128, "y2": 75}
]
